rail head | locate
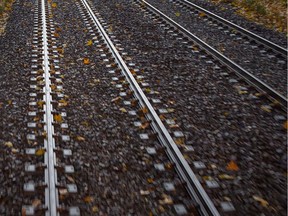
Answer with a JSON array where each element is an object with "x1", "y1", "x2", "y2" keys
[{"x1": 80, "y1": 0, "x2": 221, "y2": 215}]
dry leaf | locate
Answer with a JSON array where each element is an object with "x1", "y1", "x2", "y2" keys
[
  {"x1": 54, "y1": 114, "x2": 62, "y2": 123},
  {"x1": 119, "y1": 107, "x2": 127, "y2": 113},
  {"x1": 226, "y1": 160, "x2": 239, "y2": 171},
  {"x1": 147, "y1": 178, "x2": 154, "y2": 183},
  {"x1": 51, "y1": 2, "x2": 57, "y2": 8},
  {"x1": 92, "y1": 206, "x2": 98, "y2": 213},
  {"x1": 199, "y1": 12, "x2": 207, "y2": 17},
  {"x1": 11, "y1": 148, "x2": 19, "y2": 154},
  {"x1": 32, "y1": 199, "x2": 41, "y2": 207},
  {"x1": 37, "y1": 100, "x2": 45, "y2": 108},
  {"x1": 175, "y1": 12, "x2": 181, "y2": 17},
  {"x1": 159, "y1": 194, "x2": 173, "y2": 205},
  {"x1": 35, "y1": 148, "x2": 45, "y2": 156},
  {"x1": 22, "y1": 207, "x2": 26, "y2": 216},
  {"x1": 218, "y1": 174, "x2": 235, "y2": 180},
  {"x1": 111, "y1": 96, "x2": 122, "y2": 103},
  {"x1": 261, "y1": 105, "x2": 272, "y2": 112},
  {"x1": 84, "y1": 196, "x2": 94, "y2": 203},
  {"x1": 66, "y1": 175, "x2": 75, "y2": 183},
  {"x1": 83, "y1": 58, "x2": 90, "y2": 65},
  {"x1": 253, "y1": 195, "x2": 269, "y2": 207},
  {"x1": 59, "y1": 99, "x2": 68, "y2": 107},
  {"x1": 76, "y1": 136, "x2": 85, "y2": 142},
  {"x1": 4, "y1": 141, "x2": 13, "y2": 148},
  {"x1": 139, "y1": 122, "x2": 150, "y2": 130},
  {"x1": 87, "y1": 40, "x2": 93, "y2": 46}
]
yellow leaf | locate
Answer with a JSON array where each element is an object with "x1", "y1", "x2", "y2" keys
[
  {"x1": 238, "y1": 90, "x2": 248, "y2": 94},
  {"x1": 35, "y1": 148, "x2": 45, "y2": 156},
  {"x1": 92, "y1": 206, "x2": 98, "y2": 213},
  {"x1": 51, "y1": 84, "x2": 57, "y2": 91},
  {"x1": 147, "y1": 178, "x2": 154, "y2": 183},
  {"x1": 119, "y1": 107, "x2": 127, "y2": 113},
  {"x1": 87, "y1": 40, "x2": 93, "y2": 46},
  {"x1": 51, "y1": 2, "x2": 57, "y2": 8},
  {"x1": 199, "y1": 12, "x2": 207, "y2": 17},
  {"x1": 4, "y1": 141, "x2": 13, "y2": 148},
  {"x1": 253, "y1": 195, "x2": 269, "y2": 207},
  {"x1": 218, "y1": 174, "x2": 235, "y2": 180},
  {"x1": 37, "y1": 100, "x2": 45, "y2": 108},
  {"x1": 76, "y1": 136, "x2": 85, "y2": 142},
  {"x1": 226, "y1": 160, "x2": 239, "y2": 171},
  {"x1": 84, "y1": 196, "x2": 94, "y2": 203},
  {"x1": 83, "y1": 58, "x2": 90, "y2": 65},
  {"x1": 59, "y1": 99, "x2": 68, "y2": 107},
  {"x1": 11, "y1": 148, "x2": 19, "y2": 154},
  {"x1": 261, "y1": 105, "x2": 272, "y2": 112},
  {"x1": 175, "y1": 12, "x2": 181, "y2": 17},
  {"x1": 54, "y1": 114, "x2": 62, "y2": 123}
]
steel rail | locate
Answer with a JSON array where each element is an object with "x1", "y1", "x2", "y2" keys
[
  {"x1": 41, "y1": 0, "x2": 59, "y2": 215},
  {"x1": 80, "y1": 0, "x2": 220, "y2": 215},
  {"x1": 176, "y1": 0, "x2": 287, "y2": 56},
  {"x1": 140, "y1": 0, "x2": 287, "y2": 110}
]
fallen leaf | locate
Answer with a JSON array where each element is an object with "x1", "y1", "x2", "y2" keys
[
  {"x1": 261, "y1": 105, "x2": 272, "y2": 112},
  {"x1": 59, "y1": 99, "x2": 68, "y2": 107},
  {"x1": 119, "y1": 107, "x2": 127, "y2": 113},
  {"x1": 199, "y1": 12, "x2": 207, "y2": 17},
  {"x1": 4, "y1": 141, "x2": 13, "y2": 148},
  {"x1": 35, "y1": 148, "x2": 45, "y2": 156},
  {"x1": 253, "y1": 195, "x2": 269, "y2": 207},
  {"x1": 83, "y1": 58, "x2": 90, "y2": 65},
  {"x1": 11, "y1": 148, "x2": 19, "y2": 154},
  {"x1": 92, "y1": 206, "x2": 98, "y2": 213},
  {"x1": 226, "y1": 160, "x2": 239, "y2": 171},
  {"x1": 84, "y1": 196, "x2": 94, "y2": 203},
  {"x1": 76, "y1": 136, "x2": 85, "y2": 142},
  {"x1": 51, "y1": 2, "x2": 57, "y2": 8},
  {"x1": 66, "y1": 175, "x2": 75, "y2": 183},
  {"x1": 87, "y1": 40, "x2": 93, "y2": 46},
  {"x1": 175, "y1": 12, "x2": 181, "y2": 17},
  {"x1": 37, "y1": 101, "x2": 45, "y2": 109},
  {"x1": 139, "y1": 122, "x2": 150, "y2": 130},
  {"x1": 32, "y1": 199, "x2": 41, "y2": 207},
  {"x1": 111, "y1": 96, "x2": 122, "y2": 104},
  {"x1": 147, "y1": 178, "x2": 154, "y2": 183},
  {"x1": 218, "y1": 174, "x2": 235, "y2": 180},
  {"x1": 159, "y1": 194, "x2": 173, "y2": 205},
  {"x1": 54, "y1": 114, "x2": 62, "y2": 123},
  {"x1": 59, "y1": 188, "x2": 68, "y2": 196}
]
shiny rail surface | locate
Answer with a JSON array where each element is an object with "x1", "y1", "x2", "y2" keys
[
  {"x1": 177, "y1": 0, "x2": 287, "y2": 57},
  {"x1": 80, "y1": 0, "x2": 220, "y2": 215},
  {"x1": 138, "y1": 0, "x2": 287, "y2": 110}
]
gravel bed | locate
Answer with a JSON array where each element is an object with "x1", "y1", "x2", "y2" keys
[
  {"x1": 186, "y1": 0, "x2": 287, "y2": 48},
  {"x1": 51, "y1": 0, "x2": 194, "y2": 215},
  {"x1": 91, "y1": 0, "x2": 287, "y2": 215},
  {"x1": 0, "y1": 0, "x2": 35, "y2": 214},
  {"x1": 145, "y1": 0, "x2": 287, "y2": 97}
]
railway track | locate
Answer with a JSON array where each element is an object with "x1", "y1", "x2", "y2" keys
[
  {"x1": 77, "y1": 0, "x2": 220, "y2": 215},
  {"x1": 136, "y1": 0, "x2": 287, "y2": 109},
  {"x1": 143, "y1": 0, "x2": 287, "y2": 99},
  {"x1": 22, "y1": 0, "x2": 79, "y2": 215},
  {"x1": 82, "y1": 0, "x2": 286, "y2": 215}
]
